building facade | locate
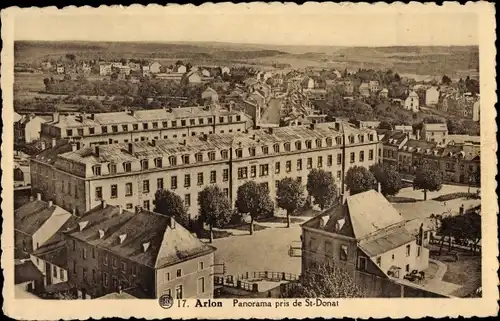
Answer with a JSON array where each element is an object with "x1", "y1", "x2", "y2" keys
[
  {"x1": 301, "y1": 190, "x2": 429, "y2": 297},
  {"x1": 421, "y1": 123, "x2": 448, "y2": 145},
  {"x1": 31, "y1": 122, "x2": 380, "y2": 218},
  {"x1": 65, "y1": 204, "x2": 215, "y2": 299},
  {"x1": 39, "y1": 107, "x2": 253, "y2": 148},
  {"x1": 14, "y1": 114, "x2": 47, "y2": 143}
]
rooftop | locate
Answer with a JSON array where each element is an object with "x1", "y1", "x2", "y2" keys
[
  {"x1": 15, "y1": 261, "x2": 43, "y2": 285},
  {"x1": 423, "y1": 123, "x2": 448, "y2": 131},
  {"x1": 15, "y1": 199, "x2": 72, "y2": 237},
  {"x1": 66, "y1": 204, "x2": 215, "y2": 269},
  {"x1": 47, "y1": 106, "x2": 247, "y2": 128},
  {"x1": 53, "y1": 122, "x2": 376, "y2": 167}
]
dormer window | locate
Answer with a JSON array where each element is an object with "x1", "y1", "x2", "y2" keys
[
  {"x1": 295, "y1": 141, "x2": 302, "y2": 150},
  {"x1": 284, "y1": 143, "x2": 291, "y2": 152},
  {"x1": 359, "y1": 135, "x2": 365, "y2": 143},
  {"x1": 316, "y1": 139, "x2": 322, "y2": 148},
  {"x1": 273, "y1": 144, "x2": 280, "y2": 153},
  {"x1": 195, "y1": 153, "x2": 203, "y2": 162},
  {"x1": 169, "y1": 156, "x2": 177, "y2": 166},
  {"x1": 123, "y1": 162, "x2": 132, "y2": 172},
  {"x1": 208, "y1": 151, "x2": 216, "y2": 161},
  {"x1": 182, "y1": 155, "x2": 190, "y2": 164},
  {"x1": 335, "y1": 137, "x2": 342, "y2": 145},
  {"x1": 92, "y1": 165, "x2": 102, "y2": 176},
  {"x1": 221, "y1": 150, "x2": 229, "y2": 159},
  {"x1": 326, "y1": 138, "x2": 333, "y2": 147},
  {"x1": 262, "y1": 146, "x2": 269, "y2": 155},
  {"x1": 305, "y1": 140, "x2": 312, "y2": 149},
  {"x1": 235, "y1": 149, "x2": 243, "y2": 158},
  {"x1": 141, "y1": 159, "x2": 149, "y2": 170},
  {"x1": 249, "y1": 147, "x2": 256, "y2": 157},
  {"x1": 143, "y1": 123, "x2": 149, "y2": 130},
  {"x1": 154, "y1": 157, "x2": 163, "y2": 168},
  {"x1": 369, "y1": 134, "x2": 374, "y2": 141},
  {"x1": 348, "y1": 135, "x2": 355, "y2": 144},
  {"x1": 108, "y1": 163, "x2": 117, "y2": 174}
]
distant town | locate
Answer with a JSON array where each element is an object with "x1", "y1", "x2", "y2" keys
[{"x1": 14, "y1": 42, "x2": 481, "y2": 301}]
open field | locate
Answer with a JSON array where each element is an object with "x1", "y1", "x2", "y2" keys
[{"x1": 15, "y1": 41, "x2": 478, "y2": 78}]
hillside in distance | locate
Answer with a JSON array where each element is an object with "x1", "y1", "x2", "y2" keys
[{"x1": 15, "y1": 40, "x2": 479, "y2": 77}]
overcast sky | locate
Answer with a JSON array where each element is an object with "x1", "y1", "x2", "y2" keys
[{"x1": 13, "y1": 5, "x2": 479, "y2": 46}]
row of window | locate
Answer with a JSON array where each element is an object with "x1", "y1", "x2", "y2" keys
[
  {"x1": 95, "y1": 171, "x2": 229, "y2": 200},
  {"x1": 65, "y1": 115, "x2": 243, "y2": 137}
]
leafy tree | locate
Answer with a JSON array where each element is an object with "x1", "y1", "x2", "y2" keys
[
  {"x1": 441, "y1": 75, "x2": 452, "y2": 85},
  {"x1": 235, "y1": 181, "x2": 274, "y2": 235},
  {"x1": 378, "y1": 120, "x2": 392, "y2": 130},
  {"x1": 345, "y1": 166, "x2": 376, "y2": 196},
  {"x1": 153, "y1": 189, "x2": 189, "y2": 228},
  {"x1": 306, "y1": 169, "x2": 337, "y2": 210},
  {"x1": 276, "y1": 178, "x2": 305, "y2": 228},
  {"x1": 63, "y1": 74, "x2": 71, "y2": 81},
  {"x1": 197, "y1": 186, "x2": 233, "y2": 243},
  {"x1": 413, "y1": 161, "x2": 443, "y2": 200},
  {"x1": 369, "y1": 163, "x2": 403, "y2": 196},
  {"x1": 65, "y1": 53, "x2": 76, "y2": 61},
  {"x1": 283, "y1": 263, "x2": 365, "y2": 298},
  {"x1": 110, "y1": 73, "x2": 119, "y2": 81}
]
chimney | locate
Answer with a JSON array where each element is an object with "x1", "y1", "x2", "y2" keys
[
  {"x1": 169, "y1": 216, "x2": 176, "y2": 229},
  {"x1": 335, "y1": 123, "x2": 340, "y2": 131},
  {"x1": 89, "y1": 113, "x2": 95, "y2": 120},
  {"x1": 119, "y1": 234, "x2": 127, "y2": 244},
  {"x1": 52, "y1": 112, "x2": 60, "y2": 123},
  {"x1": 98, "y1": 229, "x2": 105, "y2": 239},
  {"x1": 51, "y1": 137, "x2": 57, "y2": 148},
  {"x1": 377, "y1": 182, "x2": 382, "y2": 194},
  {"x1": 202, "y1": 134, "x2": 208, "y2": 141},
  {"x1": 40, "y1": 141, "x2": 46, "y2": 150},
  {"x1": 37, "y1": 193, "x2": 42, "y2": 201},
  {"x1": 416, "y1": 129, "x2": 421, "y2": 140},
  {"x1": 181, "y1": 139, "x2": 187, "y2": 145},
  {"x1": 459, "y1": 204, "x2": 464, "y2": 215},
  {"x1": 310, "y1": 123, "x2": 316, "y2": 130},
  {"x1": 268, "y1": 127, "x2": 274, "y2": 135},
  {"x1": 128, "y1": 143, "x2": 134, "y2": 154},
  {"x1": 142, "y1": 242, "x2": 151, "y2": 253},
  {"x1": 78, "y1": 221, "x2": 89, "y2": 232},
  {"x1": 252, "y1": 134, "x2": 256, "y2": 140},
  {"x1": 118, "y1": 205, "x2": 123, "y2": 214},
  {"x1": 101, "y1": 200, "x2": 107, "y2": 209},
  {"x1": 94, "y1": 146, "x2": 100, "y2": 157},
  {"x1": 72, "y1": 208, "x2": 77, "y2": 216},
  {"x1": 71, "y1": 143, "x2": 77, "y2": 152},
  {"x1": 151, "y1": 139, "x2": 156, "y2": 147}
]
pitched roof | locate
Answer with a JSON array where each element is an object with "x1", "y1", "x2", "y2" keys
[
  {"x1": 97, "y1": 292, "x2": 137, "y2": 299},
  {"x1": 346, "y1": 190, "x2": 404, "y2": 240},
  {"x1": 14, "y1": 200, "x2": 72, "y2": 237},
  {"x1": 67, "y1": 205, "x2": 215, "y2": 269},
  {"x1": 33, "y1": 243, "x2": 68, "y2": 268},
  {"x1": 423, "y1": 123, "x2": 448, "y2": 131},
  {"x1": 98, "y1": 209, "x2": 215, "y2": 268},
  {"x1": 359, "y1": 225, "x2": 415, "y2": 257},
  {"x1": 381, "y1": 131, "x2": 408, "y2": 145}
]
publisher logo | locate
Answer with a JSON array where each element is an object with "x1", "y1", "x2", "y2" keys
[{"x1": 159, "y1": 294, "x2": 173, "y2": 309}]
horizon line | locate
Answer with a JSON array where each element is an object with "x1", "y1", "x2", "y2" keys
[{"x1": 14, "y1": 39, "x2": 480, "y2": 48}]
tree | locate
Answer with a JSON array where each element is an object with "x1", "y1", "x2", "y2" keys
[
  {"x1": 378, "y1": 120, "x2": 392, "y2": 130},
  {"x1": 283, "y1": 263, "x2": 365, "y2": 298},
  {"x1": 306, "y1": 169, "x2": 337, "y2": 210},
  {"x1": 441, "y1": 75, "x2": 452, "y2": 85},
  {"x1": 276, "y1": 178, "x2": 305, "y2": 228},
  {"x1": 153, "y1": 189, "x2": 189, "y2": 228},
  {"x1": 413, "y1": 161, "x2": 443, "y2": 200},
  {"x1": 235, "y1": 181, "x2": 274, "y2": 235},
  {"x1": 65, "y1": 53, "x2": 76, "y2": 61},
  {"x1": 369, "y1": 163, "x2": 403, "y2": 196},
  {"x1": 198, "y1": 186, "x2": 233, "y2": 243},
  {"x1": 63, "y1": 74, "x2": 71, "y2": 81},
  {"x1": 110, "y1": 73, "x2": 119, "y2": 81},
  {"x1": 345, "y1": 166, "x2": 376, "y2": 196}
]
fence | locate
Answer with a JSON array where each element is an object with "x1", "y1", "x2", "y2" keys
[{"x1": 214, "y1": 271, "x2": 300, "y2": 294}]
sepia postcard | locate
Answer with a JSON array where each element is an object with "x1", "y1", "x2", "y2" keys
[{"x1": 1, "y1": 2, "x2": 498, "y2": 319}]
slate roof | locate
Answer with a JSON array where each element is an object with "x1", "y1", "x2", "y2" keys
[
  {"x1": 14, "y1": 200, "x2": 71, "y2": 236},
  {"x1": 67, "y1": 205, "x2": 215, "y2": 269}
]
